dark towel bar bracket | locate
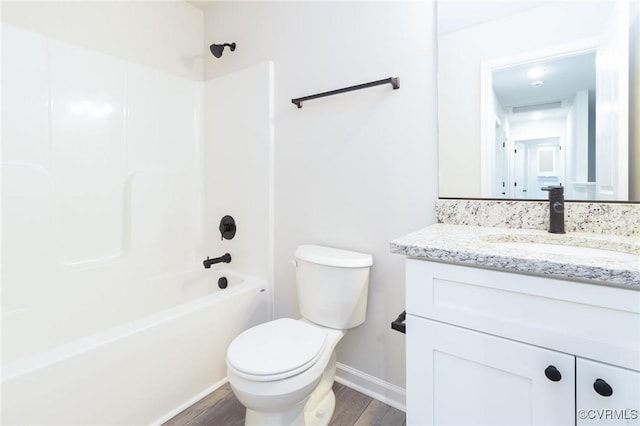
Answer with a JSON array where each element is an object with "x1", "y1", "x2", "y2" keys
[
  {"x1": 291, "y1": 77, "x2": 400, "y2": 108},
  {"x1": 391, "y1": 310, "x2": 406, "y2": 334}
]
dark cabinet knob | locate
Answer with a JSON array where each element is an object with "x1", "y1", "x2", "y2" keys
[
  {"x1": 593, "y1": 379, "x2": 613, "y2": 397},
  {"x1": 544, "y1": 365, "x2": 562, "y2": 382}
]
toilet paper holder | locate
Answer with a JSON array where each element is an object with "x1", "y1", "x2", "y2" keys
[{"x1": 391, "y1": 310, "x2": 406, "y2": 334}]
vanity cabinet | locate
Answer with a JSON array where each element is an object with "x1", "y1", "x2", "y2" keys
[{"x1": 405, "y1": 259, "x2": 640, "y2": 426}]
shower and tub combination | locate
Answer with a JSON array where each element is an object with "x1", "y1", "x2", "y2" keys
[
  {"x1": 2, "y1": 271, "x2": 269, "y2": 425},
  {"x1": 2, "y1": 19, "x2": 273, "y2": 426}
]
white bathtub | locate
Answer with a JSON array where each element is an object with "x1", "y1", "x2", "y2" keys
[{"x1": 1, "y1": 270, "x2": 269, "y2": 425}]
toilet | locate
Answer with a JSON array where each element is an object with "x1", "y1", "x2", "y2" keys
[{"x1": 226, "y1": 244, "x2": 373, "y2": 426}]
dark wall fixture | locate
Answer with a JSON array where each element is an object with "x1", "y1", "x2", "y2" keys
[
  {"x1": 391, "y1": 310, "x2": 406, "y2": 334},
  {"x1": 218, "y1": 277, "x2": 228, "y2": 289},
  {"x1": 219, "y1": 215, "x2": 236, "y2": 240},
  {"x1": 203, "y1": 253, "x2": 231, "y2": 269},
  {"x1": 204, "y1": 216, "x2": 235, "y2": 270},
  {"x1": 210, "y1": 42, "x2": 236, "y2": 58},
  {"x1": 291, "y1": 77, "x2": 400, "y2": 108}
]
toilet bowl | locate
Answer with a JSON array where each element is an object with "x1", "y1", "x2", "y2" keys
[
  {"x1": 227, "y1": 318, "x2": 345, "y2": 425},
  {"x1": 226, "y1": 245, "x2": 373, "y2": 426}
]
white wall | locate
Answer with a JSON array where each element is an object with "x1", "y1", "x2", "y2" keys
[
  {"x1": 1, "y1": 1, "x2": 204, "y2": 80},
  {"x1": 203, "y1": 1, "x2": 438, "y2": 402},
  {"x1": 438, "y1": 2, "x2": 612, "y2": 197},
  {"x1": 565, "y1": 90, "x2": 592, "y2": 199},
  {"x1": 631, "y1": 2, "x2": 640, "y2": 201},
  {"x1": 509, "y1": 118, "x2": 566, "y2": 142}
]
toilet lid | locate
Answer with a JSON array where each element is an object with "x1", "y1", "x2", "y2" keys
[{"x1": 227, "y1": 318, "x2": 327, "y2": 381}]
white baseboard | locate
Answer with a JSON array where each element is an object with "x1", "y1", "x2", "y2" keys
[
  {"x1": 151, "y1": 377, "x2": 228, "y2": 425},
  {"x1": 335, "y1": 362, "x2": 406, "y2": 412}
]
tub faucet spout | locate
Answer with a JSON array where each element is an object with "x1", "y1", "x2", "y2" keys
[
  {"x1": 541, "y1": 185, "x2": 565, "y2": 234},
  {"x1": 203, "y1": 253, "x2": 232, "y2": 269}
]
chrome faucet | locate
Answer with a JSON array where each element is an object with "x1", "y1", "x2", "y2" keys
[
  {"x1": 203, "y1": 253, "x2": 232, "y2": 269},
  {"x1": 541, "y1": 185, "x2": 565, "y2": 234}
]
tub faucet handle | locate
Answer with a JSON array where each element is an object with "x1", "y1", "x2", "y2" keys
[{"x1": 219, "y1": 215, "x2": 236, "y2": 240}]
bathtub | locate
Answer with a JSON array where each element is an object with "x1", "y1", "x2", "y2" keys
[{"x1": 1, "y1": 270, "x2": 270, "y2": 425}]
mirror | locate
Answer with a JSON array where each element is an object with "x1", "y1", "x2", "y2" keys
[{"x1": 437, "y1": 1, "x2": 639, "y2": 201}]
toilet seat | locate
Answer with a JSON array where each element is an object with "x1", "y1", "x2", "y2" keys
[{"x1": 227, "y1": 319, "x2": 328, "y2": 382}]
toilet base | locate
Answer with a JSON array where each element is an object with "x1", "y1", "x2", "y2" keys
[
  {"x1": 242, "y1": 388, "x2": 336, "y2": 426},
  {"x1": 304, "y1": 389, "x2": 335, "y2": 426},
  {"x1": 245, "y1": 400, "x2": 306, "y2": 426}
]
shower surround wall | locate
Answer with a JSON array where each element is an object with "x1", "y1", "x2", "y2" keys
[
  {"x1": 202, "y1": 62, "x2": 274, "y2": 297},
  {"x1": 1, "y1": 2, "x2": 273, "y2": 424},
  {"x1": 2, "y1": 21, "x2": 204, "y2": 361}
]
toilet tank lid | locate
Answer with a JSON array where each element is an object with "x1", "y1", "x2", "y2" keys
[{"x1": 295, "y1": 245, "x2": 373, "y2": 268}]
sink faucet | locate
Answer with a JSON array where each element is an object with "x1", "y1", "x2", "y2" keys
[
  {"x1": 203, "y1": 253, "x2": 232, "y2": 269},
  {"x1": 541, "y1": 185, "x2": 565, "y2": 234}
]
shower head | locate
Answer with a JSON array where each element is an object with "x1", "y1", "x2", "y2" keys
[{"x1": 209, "y1": 42, "x2": 236, "y2": 58}]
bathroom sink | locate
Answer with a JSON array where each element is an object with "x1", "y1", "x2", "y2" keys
[
  {"x1": 491, "y1": 241, "x2": 639, "y2": 262},
  {"x1": 480, "y1": 234, "x2": 640, "y2": 263}
]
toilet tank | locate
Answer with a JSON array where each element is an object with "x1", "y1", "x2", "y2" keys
[{"x1": 294, "y1": 245, "x2": 373, "y2": 330}]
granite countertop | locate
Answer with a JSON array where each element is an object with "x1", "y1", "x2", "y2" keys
[{"x1": 390, "y1": 224, "x2": 640, "y2": 288}]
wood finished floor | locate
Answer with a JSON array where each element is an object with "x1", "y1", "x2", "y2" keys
[{"x1": 163, "y1": 382, "x2": 406, "y2": 426}]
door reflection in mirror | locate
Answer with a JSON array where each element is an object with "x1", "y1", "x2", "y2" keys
[{"x1": 489, "y1": 53, "x2": 592, "y2": 200}]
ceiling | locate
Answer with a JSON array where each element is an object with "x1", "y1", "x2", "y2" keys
[
  {"x1": 186, "y1": 1, "x2": 211, "y2": 11},
  {"x1": 492, "y1": 51, "x2": 596, "y2": 110},
  {"x1": 437, "y1": 1, "x2": 551, "y2": 35}
]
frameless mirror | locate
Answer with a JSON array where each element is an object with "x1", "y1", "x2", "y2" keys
[{"x1": 437, "y1": 1, "x2": 639, "y2": 201}]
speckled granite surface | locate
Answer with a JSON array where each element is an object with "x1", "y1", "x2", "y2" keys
[
  {"x1": 390, "y1": 224, "x2": 640, "y2": 288},
  {"x1": 436, "y1": 199, "x2": 640, "y2": 237}
]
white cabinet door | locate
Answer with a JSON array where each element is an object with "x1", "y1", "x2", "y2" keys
[
  {"x1": 577, "y1": 358, "x2": 640, "y2": 425},
  {"x1": 407, "y1": 316, "x2": 575, "y2": 426}
]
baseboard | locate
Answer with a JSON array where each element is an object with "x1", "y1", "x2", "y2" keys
[
  {"x1": 335, "y1": 362, "x2": 406, "y2": 412},
  {"x1": 151, "y1": 377, "x2": 228, "y2": 425}
]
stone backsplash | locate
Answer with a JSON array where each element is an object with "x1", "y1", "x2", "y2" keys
[{"x1": 436, "y1": 199, "x2": 640, "y2": 237}]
